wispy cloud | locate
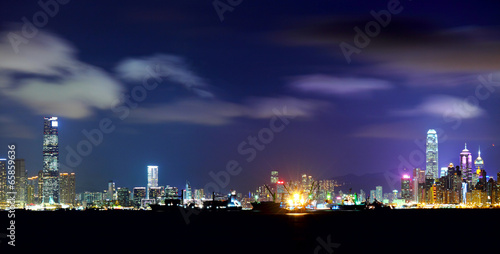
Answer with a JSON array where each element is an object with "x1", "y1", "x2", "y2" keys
[
  {"x1": 128, "y1": 97, "x2": 328, "y2": 125},
  {"x1": 391, "y1": 95, "x2": 486, "y2": 119},
  {"x1": 115, "y1": 54, "x2": 214, "y2": 98},
  {"x1": 289, "y1": 74, "x2": 393, "y2": 96},
  {"x1": 0, "y1": 29, "x2": 124, "y2": 119}
]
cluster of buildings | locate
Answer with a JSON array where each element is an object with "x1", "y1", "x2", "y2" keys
[
  {"x1": 0, "y1": 117, "x2": 76, "y2": 209},
  {"x1": 249, "y1": 171, "x2": 340, "y2": 206},
  {"x1": 400, "y1": 129, "x2": 500, "y2": 207},
  {"x1": 77, "y1": 165, "x2": 182, "y2": 209}
]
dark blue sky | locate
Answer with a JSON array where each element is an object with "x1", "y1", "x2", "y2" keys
[{"x1": 1, "y1": 0, "x2": 500, "y2": 193}]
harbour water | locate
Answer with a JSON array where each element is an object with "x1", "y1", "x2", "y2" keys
[{"x1": 2, "y1": 208, "x2": 499, "y2": 253}]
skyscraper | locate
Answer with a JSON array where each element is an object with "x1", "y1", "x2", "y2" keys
[
  {"x1": 107, "y1": 180, "x2": 116, "y2": 201},
  {"x1": 14, "y1": 159, "x2": 27, "y2": 207},
  {"x1": 474, "y1": 147, "x2": 484, "y2": 170},
  {"x1": 147, "y1": 165, "x2": 158, "y2": 199},
  {"x1": 117, "y1": 187, "x2": 130, "y2": 206},
  {"x1": 401, "y1": 175, "x2": 411, "y2": 202},
  {"x1": 43, "y1": 116, "x2": 59, "y2": 204},
  {"x1": 59, "y1": 173, "x2": 76, "y2": 205},
  {"x1": 0, "y1": 159, "x2": 6, "y2": 203},
  {"x1": 133, "y1": 187, "x2": 146, "y2": 207},
  {"x1": 426, "y1": 129, "x2": 439, "y2": 179},
  {"x1": 460, "y1": 144, "x2": 473, "y2": 191},
  {"x1": 376, "y1": 186, "x2": 383, "y2": 202}
]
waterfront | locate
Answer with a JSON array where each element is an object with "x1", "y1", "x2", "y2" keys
[{"x1": 2, "y1": 208, "x2": 499, "y2": 252}]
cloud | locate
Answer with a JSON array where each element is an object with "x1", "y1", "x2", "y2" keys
[
  {"x1": 115, "y1": 54, "x2": 214, "y2": 98},
  {"x1": 128, "y1": 97, "x2": 328, "y2": 125},
  {"x1": 391, "y1": 95, "x2": 486, "y2": 119},
  {"x1": 277, "y1": 18, "x2": 500, "y2": 84},
  {"x1": 0, "y1": 29, "x2": 124, "y2": 119},
  {"x1": 352, "y1": 121, "x2": 425, "y2": 140},
  {"x1": 288, "y1": 74, "x2": 393, "y2": 96}
]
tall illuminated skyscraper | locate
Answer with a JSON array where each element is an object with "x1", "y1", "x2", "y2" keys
[
  {"x1": 425, "y1": 129, "x2": 439, "y2": 179},
  {"x1": 107, "y1": 180, "x2": 116, "y2": 201},
  {"x1": 42, "y1": 116, "x2": 59, "y2": 204},
  {"x1": 474, "y1": 147, "x2": 484, "y2": 170},
  {"x1": 460, "y1": 144, "x2": 473, "y2": 191},
  {"x1": 147, "y1": 165, "x2": 158, "y2": 199},
  {"x1": 376, "y1": 186, "x2": 383, "y2": 202}
]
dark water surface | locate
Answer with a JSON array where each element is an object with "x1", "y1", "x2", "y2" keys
[{"x1": 1, "y1": 209, "x2": 498, "y2": 253}]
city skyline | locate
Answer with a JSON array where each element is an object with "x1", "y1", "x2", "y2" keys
[{"x1": 1, "y1": 0, "x2": 500, "y2": 197}]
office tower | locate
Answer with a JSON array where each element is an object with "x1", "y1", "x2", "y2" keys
[
  {"x1": 474, "y1": 147, "x2": 484, "y2": 170},
  {"x1": 59, "y1": 173, "x2": 76, "y2": 205},
  {"x1": 426, "y1": 129, "x2": 439, "y2": 179},
  {"x1": 271, "y1": 171, "x2": 278, "y2": 184},
  {"x1": 401, "y1": 175, "x2": 411, "y2": 202},
  {"x1": 27, "y1": 176, "x2": 38, "y2": 205},
  {"x1": 370, "y1": 190, "x2": 376, "y2": 203},
  {"x1": 117, "y1": 187, "x2": 130, "y2": 206},
  {"x1": 13, "y1": 159, "x2": 27, "y2": 207},
  {"x1": 0, "y1": 159, "x2": 6, "y2": 203},
  {"x1": 194, "y1": 189, "x2": 204, "y2": 200},
  {"x1": 185, "y1": 181, "x2": 192, "y2": 201},
  {"x1": 460, "y1": 144, "x2": 473, "y2": 191},
  {"x1": 37, "y1": 170, "x2": 44, "y2": 204},
  {"x1": 165, "y1": 186, "x2": 178, "y2": 198},
  {"x1": 149, "y1": 187, "x2": 162, "y2": 201},
  {"x1": 42, "y1": 116, "x2": 60, "y2": 204},
  {"x1": 133, "y1": 187, "x2": 146, "y2": 207},
  {"x1": 107, "y1": 180, "x2": 116, "y2": 201},
  {"x1": 147, "y1": 165, "x2": 158, "y2": 199},
  {"x1": 376, "y1": 186, "x2": 383, "y2": 202}
]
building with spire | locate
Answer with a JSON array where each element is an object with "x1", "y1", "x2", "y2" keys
[
  {"x1": 460, "y1": 144, "x2": 473, "y2": 191},
  {"x1": 426, "y1": 129, "x2": 439, "y2": 179},
  {"x1": 42, "y1": 116, "x2": 60, "y2": 204}
]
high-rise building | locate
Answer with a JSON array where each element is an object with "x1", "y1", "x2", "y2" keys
[
  {"x1": 147, "y1": 165, "x2": 158, "y2": 199},
  {"x1": 184, "y1": 181, "x2": 192, "y2": 201},
  {"x1": 460, "y1": 144, "x2": 473, "y2": 191},
  {"x1": 370, "y1": 190, "x2": 376, "y2": 203},
  {"x1": 426, "y1": 129, "x2": 439, "y2": 179},
  {"x1": 376, "y1": 186, "x2": 383, "y2": 202},
  {"x1": 474, "y1": 147, "x2": 484, "y2": 170},
  {"x1": 13, "y1": 159, "x2": 27, "y2": 207},
  {"x1": 271, "y1": 171, "x2": 278, "y2": 184},
  {"x1": 133, "y1": 187, "x2": 146, "y2": 207},
  {"x1": 42, "y1": 116, "x2": 60, "y2": 204},
  {"x1": 0, "y1": 159, "x2": 6, "y2": 203},
  {"x1": 107, "y1": 180, "x2": 116, "y2": 201},
  {"x1": 149, "y1": 187, "x2": 162, "y2": 201},
  {"x1": 37, "y1": 170, "x2": 44, "y2": 204},
  {"x1": 59, "y1": 173, "x2": 75, "y2": 205},
  {"x1": 401, "y1": 175, "x2": 411, "y2": 202},
  {"x1": 117, "y1": 187, "x2": 130, "y2": 206},
  {"x1": 26, "y1": 176, "x2": 38, "y2": 205}
]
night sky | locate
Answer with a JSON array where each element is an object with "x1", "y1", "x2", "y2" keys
[{"x1": 1, "y1": 0, "x2": 500, "y2": 194}]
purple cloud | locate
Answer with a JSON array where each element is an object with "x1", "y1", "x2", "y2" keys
[{"x1": 289, "y1": 74, "x2": 393, "y2": 96}]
